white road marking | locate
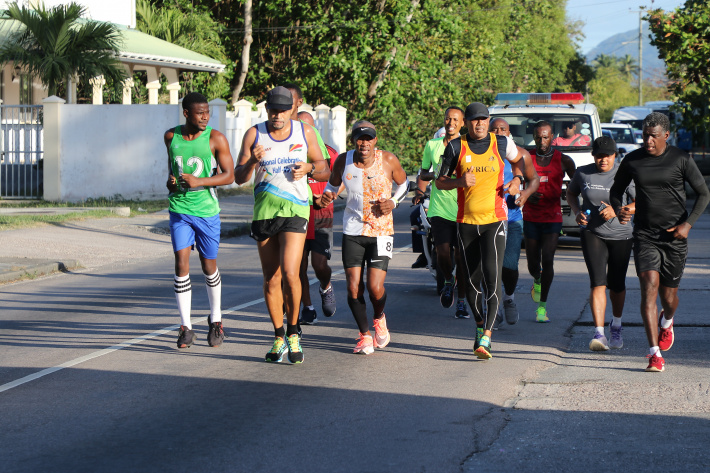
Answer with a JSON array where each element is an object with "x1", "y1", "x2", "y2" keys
[{"x1": 0, "y1": 245, "x2": 413, "y2": 393}]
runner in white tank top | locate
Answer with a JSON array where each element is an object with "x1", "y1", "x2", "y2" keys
[{"x1": 321, "y1": 120, "x2": 408, "y2": 356}]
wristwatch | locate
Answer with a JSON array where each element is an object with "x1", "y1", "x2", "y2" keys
[{"x1": 306, "y1": 163, "x2": 315, "y2": 178}]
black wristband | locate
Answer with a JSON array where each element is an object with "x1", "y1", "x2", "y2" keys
[
  {"x1": 514, "y1": 175, "x2": 524, "y2": 184},
  {"x1": 306, "y1": 163, "x2": 315, "y2": 178}
]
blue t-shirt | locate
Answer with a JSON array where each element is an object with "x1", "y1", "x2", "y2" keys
[{"x1": 503, "y1": 159, "x2": 522, "y2": 222}]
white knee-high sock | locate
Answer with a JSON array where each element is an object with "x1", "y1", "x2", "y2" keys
[
  {"x1": 174, "y1": 274, "x2": 192, "y2": 328},
  {"x1": 205, "y1": 269, "x2": 222, "y2": 323}
]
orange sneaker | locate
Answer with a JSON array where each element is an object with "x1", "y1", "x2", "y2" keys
[
  {"x1": 353, "y1": 333, "x2": 374, "y2": 355},
  {"x1": 373, "y1": 315, "x2": 390, "y2": 348}
]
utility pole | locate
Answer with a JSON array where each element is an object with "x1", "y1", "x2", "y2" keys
[{"x1": 638, "y1": 11, "x2": 643, "y2": 106}]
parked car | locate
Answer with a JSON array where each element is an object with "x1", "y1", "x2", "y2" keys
[{"x1": 601, "y1": 123, "x2": 641, "y2": 155}]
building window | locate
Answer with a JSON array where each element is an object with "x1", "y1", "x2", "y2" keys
[{"x1": 20, "y1": 74, "x2": 33, "y2": 104}]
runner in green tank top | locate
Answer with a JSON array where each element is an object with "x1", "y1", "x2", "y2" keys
[{"x1": 164, "y1": 92, "x2": 235, "y2": 350}]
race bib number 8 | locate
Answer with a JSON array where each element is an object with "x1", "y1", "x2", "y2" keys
[{"x1": 376, "y1": 235, "x2": 394, "y2": 259}]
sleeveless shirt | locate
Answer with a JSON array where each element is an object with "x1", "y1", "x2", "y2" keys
[
  {"x1": 168, "y1": 126, "x2": 219, "y2": 218},
  {"x1": 524, "y1": 149, "x2": 564, "y2": 223},
  {"x1": 456, "y1": 132, "x2": 507, "y2": 225},
  {"x1": 341, "y1": 149, "x2": 394, "y2": 237},
  {"x1": 252, "y1": 120, "x2": 310, "y2": 221}
]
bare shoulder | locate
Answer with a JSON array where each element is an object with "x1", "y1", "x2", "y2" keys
[
  {"x1": 209, "y1": 128, "x2": 229, "y2": 144},
  {"x1": 164, "y1": 127, "x2": 177, "y2": 141},
  {"x1": 380, "y1": 150, "x2": 400, "y2": 164}
]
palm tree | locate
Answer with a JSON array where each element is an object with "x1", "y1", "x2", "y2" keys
[
  {"x1": 618, "y1": 54, "x2": 640, "y2": 81},
  {"x1": 0, "y1": 1, "x2": 126, "y2": 99},
  {"x1": 592, "y1": 54, "x2": 619, "y2": 70}
]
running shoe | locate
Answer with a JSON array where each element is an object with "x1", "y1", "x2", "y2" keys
[
  {"x1": 503, "y1": 299, "x2": 519, "y2": 325},
  {"x1": 373, "y1": 315, "x2": 391, "y2": 348},
  {"x1": 411, "y1": 254, "x2": 428, "y2": 268},
  {"x1": 320, "y1": 285, "x2": 337, "y2": 317},
  {"x1": 658, "y1": 311, "x2": 674, "y2": 351},
  {"x1": 474, "y1": 335, "x2": 492, "y2": 359},
  {"x1": 645, "y1": 353, "x2": 665, "y2": 372},
  {"x1": 589, "y1": 332, "x2": 610, "y2": 351},
  {"x1": 353, "y1": 333, "x2": 374, "y2": 355},
  {"x1": 207, "y1": 321, "x2": 225, "y2": 347},
  {"x1": 530, "y1": 280, "x2": 541, "y2": 303},
  {"x1": 473, "y1": 326, "x2": 484, "y2": 350},
  {"x1": 454, "y1": 300, "x2": 470, "y2": 319},
  {"x1": 286, "y1": 334, "x2": 304, "y2": 364},
  {"x1": 440, "y1": 281, "x2": 455, "y2": 308},
  {"x1": 265, "y1": 336, "x2": 287, "y2": 363},
  {"x1": 535, "y1": 306, "x2": 549, "y2": 323},
  {"x1": 609, "y1": 322, "x2": 623, "y2": 349},
  {"x1": 300, "y1": 306, "x2": 318, "y2": 325},
  {"x1": 177, "y1": 325, "x2": 196, "y2": 348}
]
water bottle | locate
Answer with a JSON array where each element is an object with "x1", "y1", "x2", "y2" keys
[{"x1": 579, "y1": 209, "x2": 591, "y2": 229}]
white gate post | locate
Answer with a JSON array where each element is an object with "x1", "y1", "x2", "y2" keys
[
  {"x1": 42, "y1": 96, "x2": 66, "y2": 201},
  {"x1": 209, "y1": 98, "x2": 227, "y2": 134},
  {"x1": 330, "y1": 105, "x2": 347, "y2": 153}
]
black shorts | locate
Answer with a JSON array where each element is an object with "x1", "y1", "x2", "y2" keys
[
  {"x1": 581, "y1": 231, "x2": 633, "y2": 292},
  {"x1": 431, "y1": 216, "x2": 458, "y2": 248},
  {"x1": 342, "y1": 234, "x2": 391, "y2": 271},
  {"x1": 305, "y1": 227, "x2": 333, "y2": 260},
  {"x1": 523, "y1": 221, "x2": 562, "y2": 240},
  {"x1": 250, "y1": 216, "x2": 308, "y2": 242},
  {"x1": 634, "y1": 237, "x2": 688, "y2": 288}
]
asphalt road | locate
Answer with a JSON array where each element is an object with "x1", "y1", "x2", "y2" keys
[{"x1": 1, "y1": 204, "x2": 709, "y2": 473}]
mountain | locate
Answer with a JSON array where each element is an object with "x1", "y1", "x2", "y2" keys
[{"x1": 585, "y1": 25, "x2": 666, "y2": 77}]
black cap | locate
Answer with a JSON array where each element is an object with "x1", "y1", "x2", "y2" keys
[
  {"x1": 352, "y1": 125, "x2": 376, "y2": 141},
  {"x1": 464, "y1": 102, "x2": 489, "y2": 120},
  {"x1": 265, "y1": 86, "x2": 293, "y2": 110},
  {"x1": 592, "y1": 136, "x2": 617, "y2": 156}
]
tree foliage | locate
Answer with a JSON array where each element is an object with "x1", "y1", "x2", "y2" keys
[
  {"x1": 0, "y1": 1, "x2": 125, "y2": 98},
  {"x1": 146, "y1": 0, "x2": 589, "y2": 171},
  {"x1": 647, "y1": 1, "x2": 710, "y2": 134}
]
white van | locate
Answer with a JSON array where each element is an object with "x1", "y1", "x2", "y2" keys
[
  {"x1": 611, "y1": 106, "x2": 653, "y2": 131},
  {"x1": 489, "y1": 92, "x2": 601, "y2": 235}
]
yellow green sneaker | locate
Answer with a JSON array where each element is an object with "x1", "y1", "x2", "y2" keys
[
  {"x1": 265, "y1": 336, "x2": 287, "y2": 362},
  {"x1": 474, "y1": 335, "x2": 492, "y2": 359},
  {"x1": 530, "y1": 280, "x2": 541, "y2": 303},
  {"x1": 473, "y1": 326, "x2": 484, "y2": 351},
  {"x1": 536, "y1": 306, "x2": 549, "y2": 323}
]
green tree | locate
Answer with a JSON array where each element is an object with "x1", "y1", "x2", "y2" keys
[
  {"x1": 136, "y1": 0, "x2": 231, "y2": 100},
  {"x1": 0, "y1": 1, "x2": 126, "y2": 99},
  {"x1": 592, "y1": 54, "x2": 619, "y2": 69},
  {"x1": 617, "y1": 54, "x2": 639, "y2": 81},
  {"x1": 647, "y1": 1, "x2": 710, "y2": 143}
]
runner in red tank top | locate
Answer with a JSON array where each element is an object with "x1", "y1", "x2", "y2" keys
[{"x1": 523, "y1": 120, "x2": 576, "y2": 323}]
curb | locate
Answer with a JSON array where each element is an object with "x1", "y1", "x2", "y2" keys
[{"x1": 0, "y1": 258, "x2": 81, "y2": 284}]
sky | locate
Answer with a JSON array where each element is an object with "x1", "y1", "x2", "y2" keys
[{"x1": 566, "y1": 0, "x2": 686, "y2": 54}]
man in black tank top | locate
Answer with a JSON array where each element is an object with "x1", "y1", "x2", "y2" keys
[{"x1": 610, "y1": 112, "x2": 710, "y2": 372}]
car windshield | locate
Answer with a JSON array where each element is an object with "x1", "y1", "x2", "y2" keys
[
  {"x1": 603, "y1": 127, "x2": 636, "y2": 144},
  {"x1": 489, "y1": 114, "x2": 595, "y2": 150}
]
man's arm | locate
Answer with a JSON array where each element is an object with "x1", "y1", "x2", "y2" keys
[
  {"x1": 372, "y1": 151, "x2": 408, "y2": 216},
  {"x1": 609, "y1": 160, "x2": 633, "y2": 224},
  {"x1": 669, "y1": 156, "x2": 710, "y2": 239},
  {"x1": 164, "y1": 128, "x2": 179, "y2": 193},
  {"x1": 507, "y1": 146, "x2": 539, "y2": 207},
  {"x1": 436, "y1": 140, "x2": 474, "y2": 190},
  {"x1": 234, "y1": 127, "x2": 261, "y2": 185},
  {"x1": 413, "y1": 141, "x2": 434, "y2": 204},
  {"x1": 319, "y1": 153, "x2": 346, "y2": 207},
  {"x1": 561, "y1": 153, "x2": 576, "y2": 181}
]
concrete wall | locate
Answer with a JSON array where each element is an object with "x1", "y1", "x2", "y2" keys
[{"x1": 41, "y1": 97, "x2": 345, "y2": 202}]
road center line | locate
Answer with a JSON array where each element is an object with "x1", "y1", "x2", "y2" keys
[{"x1": 0, "y1": 245, "x2": 413, "y2": 393}]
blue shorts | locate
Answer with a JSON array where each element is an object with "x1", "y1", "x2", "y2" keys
[
  {"x1": 523, "y1": 221, "x2": 562, "y2": 241},
  {"x1": 503, "y1": 219, "x2": 523, "y2": 270},
  {"x1": 169, "y1": 211, "x2": 221, "y2": 260}
]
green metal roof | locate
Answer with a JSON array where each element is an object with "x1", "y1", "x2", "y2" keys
[
  {"x1": 0, "y1": 19, "x2": 225, "y2": 73},
  {"x1": 115, "y1": 24, "x2": 225, "y2": 73}
]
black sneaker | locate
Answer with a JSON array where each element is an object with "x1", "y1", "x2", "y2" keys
[
  {"x1": 286, "y1": 334, "x2": 304, "y2": 364},
  {"x1": 454, "y1": 300, "x2": 470, "y2": 319},
  {"x1": 411, "y1": 254, "x2": 428, "y2": 268},
  {"x1": 177, "y1": 325, "x2": 196, "y2": 348},
  {"x1": 300, "y1": 306, "x2": 318, "y2": 325},
  {"x1": 320, "y1": 285, "x2": 336, "y2": 317},
  {"x1": 440, "y1": 282, "x2": 455, "y2": 308},
  {"x1": 208, "y1": 321, "x2": 225, "y2": 347}
]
